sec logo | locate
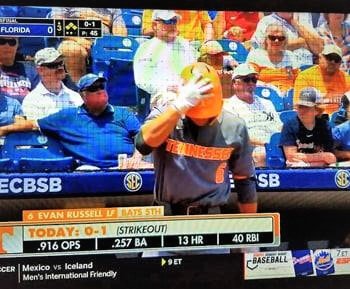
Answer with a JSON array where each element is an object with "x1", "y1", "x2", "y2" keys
[
  {"x1": 335, "y1": 170, "x2": 350, "y2": 189},
  {"x1": 123, "y1": 172, "x2": 143, "y2": 192}
]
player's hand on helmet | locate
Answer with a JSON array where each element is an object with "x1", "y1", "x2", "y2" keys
[{"x1": 172, "y1": 73, "x2": 213, "y2": 114}]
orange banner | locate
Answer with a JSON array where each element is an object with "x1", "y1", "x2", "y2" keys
[{"x1": 22, "y1": 206, "x2": 164, "y2": 222}]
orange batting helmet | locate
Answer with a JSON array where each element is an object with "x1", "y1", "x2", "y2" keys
[{"x1": 181, "y1": 62, "x2": 223, "y2": 119}]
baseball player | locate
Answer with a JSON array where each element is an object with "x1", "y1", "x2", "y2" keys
[{"x1": 135, "y1": 62, "x2": 257, "y2": 215}]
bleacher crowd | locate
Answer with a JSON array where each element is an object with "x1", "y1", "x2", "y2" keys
[{"x1": 1, "y1": 7, "x2": 350, "y2": 171}]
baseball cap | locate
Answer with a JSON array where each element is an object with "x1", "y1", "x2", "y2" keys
[
  {"x1": 199, "y1": 40, "x2": 228, "y2": 56},
  {"x1": 232, "y1": 63, "x2": 257, "y2": 79},
  {"x1": 77, "y1": 73, "x2": 107, "y2": 91},
  {"x1": 322, "y1": 44, "x2": 342, "y2": 58},
  {"x1": 296, "y1": 87, "x2": 321, "y2": 107},
  {"x1": 34, "y1": 47, "x2": 62, "y2": 65},
  {"x1": 152, "y1": 10, "x2": 181, "y2": 21}
]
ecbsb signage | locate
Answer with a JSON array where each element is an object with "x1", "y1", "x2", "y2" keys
[
  {"x1": 256, "y1": 173, "x2": 280, "y2": 188},
  {"x1": 0, "y1": 178, "x2": 62, "y2": 194}
]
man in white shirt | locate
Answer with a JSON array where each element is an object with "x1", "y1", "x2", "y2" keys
[
  {"x1": 22, "y1": 47, "x2": 83, "y2": 120},
  {"x1": 133, "y1": 10, "x2": 197, "y2": 109},
  {"x1": 224, "y1": 63, "x2": 283, "y2": 167}
]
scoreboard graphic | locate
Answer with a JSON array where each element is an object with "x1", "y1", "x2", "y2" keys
[{"x1": 0, "y1": 18, "x2": 102, "y2": 38}]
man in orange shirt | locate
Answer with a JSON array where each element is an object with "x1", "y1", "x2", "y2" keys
[{"x1": 294, "y1": 44, "x2": 350, "y2": 115}]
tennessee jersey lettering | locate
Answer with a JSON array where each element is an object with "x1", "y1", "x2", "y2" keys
[{"x1": 166, "y1": 138, "x2": 234, "y2": 161}]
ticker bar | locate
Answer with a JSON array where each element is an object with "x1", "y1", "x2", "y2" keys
[
  {"x1": 0, "y1": 18, "x2": 52, "y2": 24},
  {"x1": 0, "y1": 24, "x2": 54, "y2": 37}
]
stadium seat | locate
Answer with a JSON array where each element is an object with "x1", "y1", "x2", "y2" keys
[
  {"x1": 330, "y1": 109, "x2": 347, "y2": 127},
  {"x1": 91, "y1": 35, "x2": 139, "y2": 72},
  {"x1": 17, "y1": 6, "x2": 52, "y2": 57},
  {"x1": 104, "y1": 58, "x2": 138, "y2": 106},
  {"x1": 300, "y1": 64, "x2": 313, "y2": 71},
  {"x1": 91, "y1": 36, "x2": 139, "y2": 106},
  {"x1": 136, "y1": 87, "x2": 151, "y2": 122},
  {"x1": 217, "y1": 39, "x2": 248, "y2": 63},
  {"x1": 279, "y1": 110, "x2": 297, "y2": 124},
  {"x1": 284, "y1": 88, "x2": 294, "y2": 110},
  {"x1": 264, "y1": 132, "x2": 286, "y2": 169},
  {"x1": 2, "y1": 131, "x2": 74, "y2": 172},
  {"x1": 121, "y1": 9, "x2": 143, "y2": 36},
  {"x1": 18, "y1": 6, "x2": 52, "y2": 17},
  {"x1": 255, "y1": 86, "x2": 285, "y2": 112}
]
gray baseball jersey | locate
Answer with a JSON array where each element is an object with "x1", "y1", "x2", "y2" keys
[{"x1": 136, "y1": 107, "x2": 256, "y2": 207}]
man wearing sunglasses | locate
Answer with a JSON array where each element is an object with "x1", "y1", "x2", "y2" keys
[
  {"x1": 0, "y1": 73, "x2": 149, "y2": 169},
  {"x1": 21, "y1": 47, "x2": 82, "y2": 120},
  {"x1": 224, "y1": 63, "x2": 282, "y2": 167},
  {"x1": 0, "y1": 36, "x2": 40, "y2": 103},
  {"x1": 134, "y1": 10, "x2": 196, "y2": 111},
  {"x1": 294, "y1": 44, "x2": 350, "y2": 115}
]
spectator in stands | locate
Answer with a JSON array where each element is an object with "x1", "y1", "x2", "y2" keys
[
  {"x1": 208, "y1": 11, "x2": 226, "y2": 40},
  {"x1": 247, "y1": 23, "x2": 300, "y2": 94},
  {"x1": 134, "y1": 10, "x2": 197, "y2": 108},
  {"x1": 223, "y1": 11, "x2": 263, "y2": 43},
  {"x1": 224, "y1": 63, "x2": 283, "y2": 167},
  {"x1": 50, "y1": 8, "x2": 127, "y2": 83},
  {"x1": 317, "y1": 13, "x2": 350, "y2": 72},
  {"x1": 332, "y1": 93, "x2": 350, "y2": 163},
  {"x1": 0, "y1": 73, "x2": 152, "y2": 169},
  {"x1": 22, "y1": 48, "x2": 82, "y2": 120},
  {"x1": 0, "y1": 36, "x2": 40, "y2": 103},
  {"x1": 0, "y1": 93, "x2": 23, "y2": 126},
  {"x1": 141, "y1": 9, "x2": 214, "y2": 42},
  {"x1": 136, "y1": 62, "x2": 257, "y2": 216},
  {"x1": 330, "y1": 93, "x2": 349, "y2": 127},
  {"x1": 251, "y1": 12, "x2": 324, "y2": 65},
  {"x1": 294, "y1": 44, "x2": 350, "y2": 115},
  {"x1": 280, "y1": 87, "x2": 336, "y2": 167},
  {"x1": 317, "y1": 13, "x2": 347, "y2": 51},
  {"x1": 198, "y1": 40, "x2": 237, "y2": 98}
]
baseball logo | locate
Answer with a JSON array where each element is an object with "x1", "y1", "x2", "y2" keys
[{"x1": 123, "y1": 172, "x2": 143, "y2": 192}]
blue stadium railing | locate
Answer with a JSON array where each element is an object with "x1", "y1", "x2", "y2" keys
[
  {"x1": 0, "y1": 168, "x2": 348, "y2": 198},
  {"x1": 0, "y1": 130, "x2": 348, "y2": 198}
]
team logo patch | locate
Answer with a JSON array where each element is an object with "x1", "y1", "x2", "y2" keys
[
  {"x1": 123, "y1": 172, "x2": 143, "y2": 192},
  {"x1": 314, "y1": 250, "x2": 335, "y2": 276},
  {"x1": 292, "y1": 250, "x2": 314, "y2": 276},
  {"x1": 335, "y1": 170, "x2": 350, "y2": 189},
  {"x1": 37, "y1": 135, "x2": 48, "y2": 144}
]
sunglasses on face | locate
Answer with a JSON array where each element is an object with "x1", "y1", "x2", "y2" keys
[
  {"x1": 156, "y1": 18, "x2": 178, "y2": 25},
  {"x1": 0, "y1": 38, "x2": 18, "y2": 46},
  {"x1": 239, "y1": 76, "x2": 258, "y2": 84},
  {"x1": 41, "y1": 60, "x2": 65, "y2": 69},
  {"x1": 84, "y1": 83, "x2": 106, "y2": 93},
  {"x1": 267, "y1": 35, "x2": 286, "y2": 42},
  {"x1": 324, "y1": 53, "x2": 342, "y2": 64}
]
